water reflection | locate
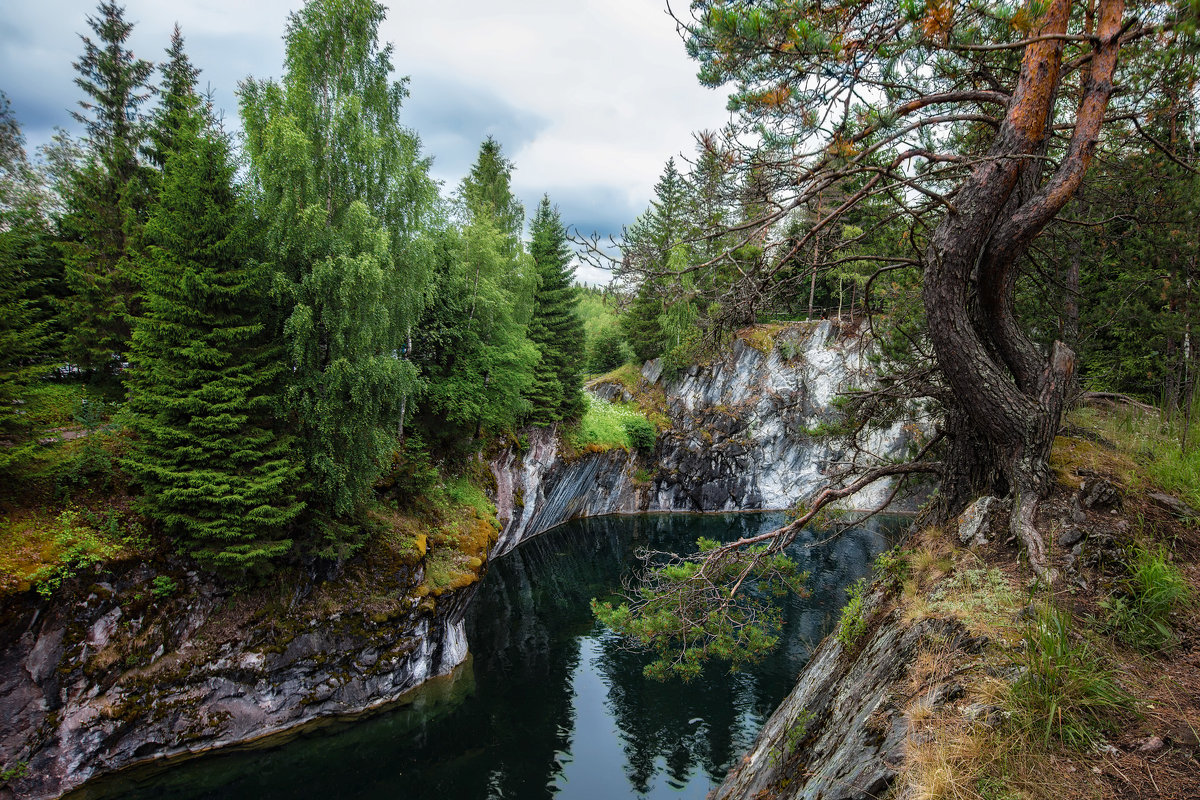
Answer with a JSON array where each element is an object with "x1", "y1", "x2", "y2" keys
[{"x1": 74, "y1": 513, "x2": 898, "y2": 800}]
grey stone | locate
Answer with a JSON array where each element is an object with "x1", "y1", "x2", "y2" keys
[
  {"x1": 1059, "y1": 526, "x2": 1087, "y2": 548},
  {"x1": 958, "y1": 496, "x2": 1002, "y2": 547}
]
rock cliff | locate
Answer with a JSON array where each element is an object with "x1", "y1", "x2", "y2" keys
[
  {"x1": 0, "y1": 552, "x2": 472, "y2": 800},
  {"x1": 491, "y1": 320, "x2": 918, "y2": 556}
]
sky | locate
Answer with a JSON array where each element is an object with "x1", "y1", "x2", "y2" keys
[{"x1": 1, "y1": 0, "x2": 734, "y2": 284}]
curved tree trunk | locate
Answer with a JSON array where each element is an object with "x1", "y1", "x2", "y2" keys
[{"x1": 922, "y1": 0, "x2": 1124, "y2": 581}]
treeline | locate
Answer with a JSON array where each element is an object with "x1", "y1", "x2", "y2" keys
[
  {"x1": 615, "y1": 129, "x2": 1200, "y2": 414},
  {"x1": 0, "y1": 0, "x2": 584, "y2": 575},
  {"x1": 611, "y1": 138, "x2": 907, "y2": 375}
]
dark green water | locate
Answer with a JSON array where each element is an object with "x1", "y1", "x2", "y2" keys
[{"x1": 75, "y1": 513, "x2": 898, "y2": 800}]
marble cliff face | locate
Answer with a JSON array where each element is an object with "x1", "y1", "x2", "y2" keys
[
  {"x1": 1, "y1": 320, "x2": 919, "y2": 800},
  {"x1": 491, "y1": 320, "x2": 919, "y2": 556}
]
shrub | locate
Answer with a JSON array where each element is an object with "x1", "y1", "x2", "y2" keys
[
  {"x1": 835, "y1": 577, "x2": 869, "y2": 646},
  {"x1": 1008, "y1": 605, "x2": 1131, "y2": 748},
  {"x1": 623, "y1": 416, "x2": 657, "y2": 451},
  {"x1": 1100, "y1": 544, "x2": 1190, "y2": 653},
  {"x1": 587, "y1": 327, "x2": 629, "y2": 374},
  {"x1": 873, "y1": 546, "x2": 911, "y2": 588},
  {"x1": 151, "y1": 575, "x2": 178, "y2": 599}
]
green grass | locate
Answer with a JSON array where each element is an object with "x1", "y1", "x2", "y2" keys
[
  {"x1": 22, "y1": 380, "x2": 121, "y2": 430},
  {"x1": 568, "y1": 395, "x2": 654, "y2": 452},
  {"x1": 1069, "y1": 405, "x2": 1200, "y2": 507},
  {"x1": 1100, "y1": 543, "x2": 1190, "y2": 653},
  {"x1": 1007, "y1": 605, "x2": 1132, "y2": 748},
  {"x1": 442, "y1": 476, "x2": 496, "y2": 523}
]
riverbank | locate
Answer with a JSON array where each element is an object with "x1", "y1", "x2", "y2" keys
[{"x1": 717, "y1": 405, "x2": 1200, "y2": 800}]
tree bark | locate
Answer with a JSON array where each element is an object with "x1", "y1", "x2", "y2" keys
[{"x1": 922, "y1": 0, "x2": 1124, "y2": 581}]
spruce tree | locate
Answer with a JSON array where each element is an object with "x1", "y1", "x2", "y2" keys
[
  {"x1": 526, "y1": 196, "x2": 585, "y2": 423},
  {"x1": 125, "y1": 105, "x2": 302, "y2": 576},
  {"x1": 145, "y1": 25, "x2": 202, "y2": 172},
  {"x1": 0, "y1": 96, "x2": 50, "y2": 477},
  {"x1": 58, "y1": 1, "x2": 154, "y2": 374},
  {"x1": 622, "y1": 281, "x2": 667, "y2": 364},
  {"x1": 460, "y1": 136, "x2": 524, "y2": 254},
  {"x1": 240, "y1": 0, "x2": 437, "y2": 546}
]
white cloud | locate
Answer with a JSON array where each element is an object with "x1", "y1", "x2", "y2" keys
[{"x1": 5, "y1": 0, "x2": 732, "y2": 255}]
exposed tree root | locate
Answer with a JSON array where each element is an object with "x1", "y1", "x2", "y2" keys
[{"x1": 1011, "y1": 490, "x2": 1057, "y2": 584}]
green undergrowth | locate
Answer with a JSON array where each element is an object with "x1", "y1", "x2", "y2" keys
[
  {"x1": 373, "y1": 450, "x2": 499, "y2": 597},
  {"x1": 1064, "y1": 405, "x2": 1200, "y2": 508},
  {"x1": 1008, "y1": 604, "x2": 1133, "y2": 749},
  {"x1": 566, "y1": 394, "x2": 658, "y2": 453},
  {"x1": 0, "y1": 505, "x2": 148, "y2": 597},
  {"x1": 1099, "y1": 542, "x2": 1191, "y2": 653}
]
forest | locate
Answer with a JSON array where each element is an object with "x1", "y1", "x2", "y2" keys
[
  {"x1": 3, "y1": 0, "x2": 1200, "y2": 798},
  {"x1": 1, "y1": 0, "x2": 1198, "y2": 590}
]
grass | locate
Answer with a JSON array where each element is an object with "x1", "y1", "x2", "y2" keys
[
  {"x1": 1100, "y1": 542, "x2": 1191, "y2": 653},
  {"x1": 567, "y1": 394, "x2": 656, "y2": 452},
  {"x1": 1007, "y1": 605, "x2": 1132, "y2": 749},
  {"x1": 1064, "y1": 404, "x2": 1200, "y2": 507}
]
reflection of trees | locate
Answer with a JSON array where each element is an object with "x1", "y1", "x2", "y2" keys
[
  {"x1": 591, "y1": 513, "x2": 900, "y2": 790},
  {"x1": 98, "y1": 514, "x2": 901, "y2": 800},
  {"x1": 462, "y1": 517, "x2": 638, "y2": 798}
]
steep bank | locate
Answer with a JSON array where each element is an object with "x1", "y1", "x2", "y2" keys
[
  {"x1": 712, "y1": 425, "x2": 1200, "y2": 800},
  {"x1": 1, "y1": 320, "x2": 912, "y2": 799},
  {"x1": 492, "y1": 320, "x2": 918, "y2": 556},
  {"x1": 0, "y1": 527, "x2": 484, "y2": 800}
]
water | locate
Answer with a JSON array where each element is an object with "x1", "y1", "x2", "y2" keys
[{"x1": 73, "y1": 512, "x2": 898, "y2": 800}]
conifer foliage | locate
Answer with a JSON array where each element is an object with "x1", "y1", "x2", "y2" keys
[
  {"x1": 125, "y1": 84, "x2": 302, "y2": 575},
  {"x1": 526, "y1": 196, "x2": 585, "y2": 424},
  {"x1": 0, "y1": 96, "x2": 50, "y2": 476},
  {"x1": 58, "y1": 1, "x2": 154, "y2": 374}
]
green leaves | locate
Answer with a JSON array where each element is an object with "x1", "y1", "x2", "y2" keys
[
  {"x1": 593, "y1": 538, "x2": 808, "y2": 681},
  {"x1": 239, "y1": 0, "x2": 436, "y2": 537}
]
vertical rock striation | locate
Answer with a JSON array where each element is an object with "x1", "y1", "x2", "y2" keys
[{"x1": 491, "y1": 321, "x2": 920, "y2": 555}]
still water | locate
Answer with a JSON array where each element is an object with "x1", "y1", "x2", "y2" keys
[{"x1": 76, "y1": 512, "x2": 897, "y2": 799}]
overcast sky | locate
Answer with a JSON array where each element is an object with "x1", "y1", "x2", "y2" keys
[{"x1": 2, "y1": 0, "x2": 733, "y2": 284}]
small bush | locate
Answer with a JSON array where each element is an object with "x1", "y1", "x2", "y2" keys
[
  {"x1": 623, "y1": 416, "x2": 657, "y2": 451},
  {"x1": 379, "y1": 435, "x2": 440, "y2": 503},
  {"x1": 586, "y1": 327, "x2": 630, "y2": 374},
  {"x1": 873, "y1": 546, "x2": 911, "y2": 588},
  {"x1": 151, "y1": 575, "x2": 178, "y2": 599},
  {"x1": 836, "y1": 577, "x2": 869, "y2": 646},
  {"x1": 1008, "y1": 605, "x2": 1131, "y2": 748},
  {"x1": 1100, "y1": 544, "x2": 1190, "y2": 653}
]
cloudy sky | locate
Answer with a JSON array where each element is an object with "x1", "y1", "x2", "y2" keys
[{"x1": 2, "y1": 0, "x2": 733, "y2": 283}]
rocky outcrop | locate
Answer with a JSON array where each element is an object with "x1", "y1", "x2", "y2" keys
[
  {"x1": 714, "y1": 590, "x2": 984, "y2": 800},
  {"x1": 491, "y1": 321, "x2": 920, "y2": 555},
  {"x1": 0, "y1": 554, "x2": 474, "y2": 800}
]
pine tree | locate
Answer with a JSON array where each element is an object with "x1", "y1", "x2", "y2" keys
[
  {"x1": 526, "y1": 196, "x2": 585, "y2": 423},
  {"x1": 125, "y1": 104, "x2": 303, "y2": 576},
  {"x1": 240, "y1": 0, "x2": 437, "y2": 546},
  {"x1": 58, "y1": 1, "x2": 154, "y2": 374}
]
